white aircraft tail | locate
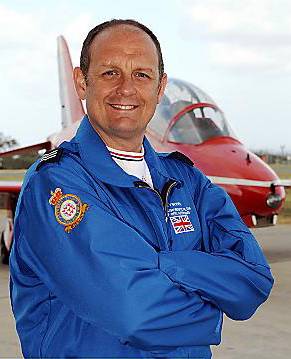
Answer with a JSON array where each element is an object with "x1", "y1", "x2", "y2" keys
[{"x1": 57, "y1": 36, "x2": 85, "y2": 128}]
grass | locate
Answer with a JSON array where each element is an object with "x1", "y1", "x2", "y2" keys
[
  {"x1": 270, "y1": 163, "x2": 291, "y2": 224},
  {"x1": 278, "y1": 189, "x2": 291, "y2": 224},
  {"x1": 0, "y1": 169, "x2": 26, "y2": 182},
  {"x1": 270, "y1": 163, "x2": 291, "y2": 179}
]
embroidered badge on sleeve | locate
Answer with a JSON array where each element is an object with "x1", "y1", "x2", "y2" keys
[{"x1": 49, "y1": 188, "x2": 88, "y2": 233}]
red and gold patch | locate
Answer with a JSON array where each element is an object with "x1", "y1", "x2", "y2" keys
[{"x1": 49, "y1": 188, "x2": 88, "y2": 233}]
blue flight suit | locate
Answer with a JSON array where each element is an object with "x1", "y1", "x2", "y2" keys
[{"x1": 10, "y1": 115, "x2": 274, "y2": 358}]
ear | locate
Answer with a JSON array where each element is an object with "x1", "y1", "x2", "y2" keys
[
  {"x1": 157, "y1": 73, "x2": 168, "y2": 104},
  {"x1": 73, "y1": 67, "x2": 87, "y2": 100}
]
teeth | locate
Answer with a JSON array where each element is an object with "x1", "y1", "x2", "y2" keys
[{"x1": 111, "y1": 104, "x2": 136, "y2": 110}]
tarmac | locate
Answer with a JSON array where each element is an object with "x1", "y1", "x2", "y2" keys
[{"x1": 0, "y1": 224, "x2": 290, "y2": 358}]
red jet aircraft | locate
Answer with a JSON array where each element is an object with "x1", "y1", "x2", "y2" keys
[{"x1": 0, "y1": 36, "x2": 290, "y2": 263}]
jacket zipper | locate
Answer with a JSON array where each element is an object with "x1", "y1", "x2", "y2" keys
[
  {"x1": 134, "y1": 180, "x2": 178, "y2": 250},
  {"x1": 162, "y1": 180, "x2": 178, "y2": 222},
  {"x1": 134, "y1": 181, "x2": 164, "y2": 209},
  {"x1": 134, "y1": 180, "x2": 177, "y2": 219}
]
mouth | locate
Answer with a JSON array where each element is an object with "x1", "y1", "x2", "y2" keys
[{"x1": 109, "y1": 104, "x2": 138, "y2": 111}]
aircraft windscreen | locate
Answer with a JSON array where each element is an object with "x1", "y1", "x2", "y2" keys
[
  {"x1": 168, "y1": 106, "x2": 237, "y2": 145},
  {"x1": 164, "y1": 78, "x2": 216, "y2": 106},
  {"x1": 148, "y1": 78, "x2": 237, "y2": 143},
  {"x1": 148, "y1": 79, "x2": 213, "y2": 135}
]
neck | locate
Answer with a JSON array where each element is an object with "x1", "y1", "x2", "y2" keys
[
  {"x1": 89, "y1": 122, "x2": 144, "y2": 152},
  {"x1": 103, "y1": 139, "x2": 143, "y2": 153}
]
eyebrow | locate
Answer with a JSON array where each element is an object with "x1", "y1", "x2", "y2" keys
[
  {"x1": 99, "y1": 64, "x2": 155, "y2": 73},
  {"x1": 135, "y1": 68, "x2": 155, "y2": 73}
]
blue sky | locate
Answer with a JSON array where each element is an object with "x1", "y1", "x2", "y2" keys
[{"x1": 1, "y1": 0, "x2": 291, "y2": 153}]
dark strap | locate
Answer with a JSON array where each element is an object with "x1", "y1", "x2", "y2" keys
[
  {"x1": 36, "y1": 148, "x2": 64, "y2": 171},
  {"x1": 167, "y1": 151, "x2": 194, "y2": 166}
]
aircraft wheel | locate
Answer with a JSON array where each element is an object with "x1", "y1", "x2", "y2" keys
[{"x1": 1, "y1": 234, "x2": 10, "y2": 265}]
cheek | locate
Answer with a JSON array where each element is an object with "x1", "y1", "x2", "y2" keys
[
  {"x1": 86, "y1": 79, "x2": 107, "y2": 98},
  {"x1": 144, "y1": 93, "x2": 159, "y2": 109},
  {"x1": 86, "y1": 88, "x2": 105, "y2": 106},
  {"x1": 140, "y1": 86, "x2": 159, "y2": 104},
  {"x1": 85, "y1": 91, "x2": 101, "y2": 115},
  {"x1": 141, "y1": 96, "x2": 159, "y2": 123}
]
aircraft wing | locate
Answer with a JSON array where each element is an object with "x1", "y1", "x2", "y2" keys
[
  {"x1": 274, "y1": 179, "x2": 291, "y2": 189},
  {"x1": 0, "y1": 180, "x2": 22, "y2": 193},
  {"x1": 0, "y1": 141, "x2": 52, "y2": 158},
  {"x1": 0, "y1": 141, "x2": 51, "y2": 194}
]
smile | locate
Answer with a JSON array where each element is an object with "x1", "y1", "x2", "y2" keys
[{"x1": 109, "y1": 104, "x2": 138, "y2": 110}]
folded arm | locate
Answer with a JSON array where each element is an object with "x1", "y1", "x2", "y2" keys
[{"x1": 159, "y1": 169, "x2": 274, "y2": 320}]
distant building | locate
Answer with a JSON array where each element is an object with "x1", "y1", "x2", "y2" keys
[{"x1": 255, "y1": 152, "x2": 291, "y2": 164}]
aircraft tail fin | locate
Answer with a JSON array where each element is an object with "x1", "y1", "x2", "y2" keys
[
  {"x1": 0, "y1": 141, "x2": 52, "y2": 158},
  {"x1": 57, "y1": 36, "x2": 85, "y2": 128}
]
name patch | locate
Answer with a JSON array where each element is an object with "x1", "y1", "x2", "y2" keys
[{"x1": 168, "y1": 202, "x2": 195, "y2": 234}]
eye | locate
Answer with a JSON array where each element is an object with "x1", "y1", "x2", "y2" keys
[
  {"x1": 135, "y1": 72, "x2": 150, "y2": 79},
  {"x1": 102, "y1": 70, "x2": 119, "y2": 77}
]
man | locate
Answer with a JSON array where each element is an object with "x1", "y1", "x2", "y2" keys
[{"x1": 10, "y1": 19, "x2": 273, "y2": 358}]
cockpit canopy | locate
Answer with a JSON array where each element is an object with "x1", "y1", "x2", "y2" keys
[{"x1": 149, "y1": 78, "x2": 237, "y2": 145}]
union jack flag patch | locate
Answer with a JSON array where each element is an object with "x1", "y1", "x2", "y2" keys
[{"x1": 170, "y1": 215, "x2": 194, "y2": 234}]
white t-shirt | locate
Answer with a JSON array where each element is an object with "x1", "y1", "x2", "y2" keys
[{"x1": 107, "y1": 146, "x2": 153, "y2": 188}]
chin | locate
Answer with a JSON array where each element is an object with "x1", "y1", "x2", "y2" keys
[{"x1": 110, "y1": 125, "x2": 145, "y2": 139}]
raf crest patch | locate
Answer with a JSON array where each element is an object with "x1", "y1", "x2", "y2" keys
[{"x1": 49, "y1": 188, "x2": 88, "y2": 233}]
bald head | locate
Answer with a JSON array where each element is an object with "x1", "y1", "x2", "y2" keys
[{"x1": 80, "y1": 19, "x2": 164, "y2": 82}]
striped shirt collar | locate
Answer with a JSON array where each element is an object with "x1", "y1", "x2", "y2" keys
[{"x1": 107, "y1": 146, "x2": 144, "y2": 162}]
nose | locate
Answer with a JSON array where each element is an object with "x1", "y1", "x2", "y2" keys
[{"x1": 116, "y1": 75, "x2": 137, "y2": 96}]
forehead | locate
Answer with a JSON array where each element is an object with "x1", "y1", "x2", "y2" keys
[{"x1": 89, "y1": 25, "x2": 159, "y2": 66}]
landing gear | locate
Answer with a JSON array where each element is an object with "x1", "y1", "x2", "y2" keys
[{"x1": 1, "y1": 233, "x2": 10, "y2": 265}]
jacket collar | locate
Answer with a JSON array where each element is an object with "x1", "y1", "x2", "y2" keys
[{"x1": 72, "y1": 115, "x2": 174, "y2": 188}]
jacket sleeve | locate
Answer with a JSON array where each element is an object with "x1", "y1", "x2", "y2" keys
[
  {"x1": 159, "y1": 168, "x2": 274, "y2": 320},
  {"x1": 13, "y1": 166, "x2": 222, "y2": 351}
]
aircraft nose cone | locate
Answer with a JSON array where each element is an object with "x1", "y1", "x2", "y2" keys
[{"x1": 186, "y1": 139, "x2": 286, "y2": 225}]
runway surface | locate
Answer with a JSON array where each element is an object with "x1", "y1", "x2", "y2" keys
[{"x1": 0, "y1": 225, "x2": 290, "y2": 358}]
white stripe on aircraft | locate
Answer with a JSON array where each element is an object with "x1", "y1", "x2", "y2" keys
[{"x1": 208, "y1": 176, "x2": 291, "y2": 188}]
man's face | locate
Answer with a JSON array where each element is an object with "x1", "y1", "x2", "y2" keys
[{"x1": 74, "y1": 25, "x2": 167, "y2": 149}]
